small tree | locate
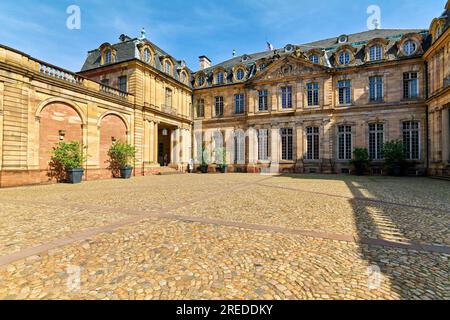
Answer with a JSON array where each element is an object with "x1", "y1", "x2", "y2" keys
[
  {"x1": 108, "y1": 141, "x2": 136, "y2": 169},
  {"x1": 51, "y1": 141, "x2": 85, "y2": 170},
  {"x1": 216, "y1": 147, "x2": 228, "y2": 173},
  {"x1": 382, "y1": 140, "x2": 406, "y2": 176},
  {"x1": 350, "y1": 148, "x2": 370, "y2": 175}
]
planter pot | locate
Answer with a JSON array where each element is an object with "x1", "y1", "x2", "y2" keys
[
  {"x1": 67, "y1": 168, "x2": 84, "y2": 184},
  {"x1": 391, "y1": 164, "x2": 402, "y2": 176},
  {"x1": 200, "y1": 165, "x2": 209, "y2": 174},
  {"x1": 218, "y1": 165, "x2": 228, "y2": 173},
  {"x1": 355, "y1": 164, "x2": 365, "y2": 176},
  {"x1": 120, "y1": 167, "x2": 133, "y2": 179}
]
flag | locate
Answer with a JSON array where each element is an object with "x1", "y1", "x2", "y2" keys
[{"x1": 266, "y1": 42, "x2": 274, "y2": 51}]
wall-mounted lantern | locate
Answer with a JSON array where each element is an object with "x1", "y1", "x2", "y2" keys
[
  {"x1": 59, "y1": 130, "x2": 66, "y2": 141},
  {"x1": 111, "y1": 136, "x2": 117, "y2": 142},
  {"x1": 162, "y1": 128, "x2": 168, "y2": 136}
]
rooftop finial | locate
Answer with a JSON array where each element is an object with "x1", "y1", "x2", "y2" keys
[
  {"x1": 232, "y1": 49, "x2": 236, "y2": 57},
  {"x1": 140, "y1": 27, "x2": 146, "y2": 40}
]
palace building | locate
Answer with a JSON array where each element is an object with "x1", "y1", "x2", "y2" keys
[{"x1": 0, "y1": 1, "x2": 448, "y2": 187}]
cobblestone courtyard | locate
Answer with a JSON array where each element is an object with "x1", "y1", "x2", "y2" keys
[{"x1": 0, "y1": 174, "x2": 448, "y2": 300}]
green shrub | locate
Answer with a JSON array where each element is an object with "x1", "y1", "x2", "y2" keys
[
  {"x1": 51, "y1": 141, "x2": 85, "y2": 170},
  {"x1": 382, "y1": 140, "x2": 406, "y2": 174},
  {"x1": 350, "y1": 148, "x2": 370, "y2": 175},
  {"x1": 108, "y1": 141, "x2": 136, "y2": 169}
]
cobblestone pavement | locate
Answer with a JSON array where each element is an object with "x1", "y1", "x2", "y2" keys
[{"x1": 0, "y1": 174, "x2": 448, "y2": 300}]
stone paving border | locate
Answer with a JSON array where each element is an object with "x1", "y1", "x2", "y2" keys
[{"x1": 1, "y1": 178, "x2": 449, "y2": 268}]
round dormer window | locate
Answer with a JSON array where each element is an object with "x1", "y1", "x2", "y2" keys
[
  {"x1": 285, "y1": 44, "x2": 294, "y2": 53},
  {"x1": 338, "y1": 51, "x2": 350, "y2": 65},
  {"x1": 403, "y1": 40, "x2": 417, "y2": 56},
  {"x1": 197, "y1": 75, "x2": 205, "y2": 87},
  {"x1": 236, "y1": 69, "x2": 245, "y2": 81},
  {"x1": 338, "y1": 35, "x2": 348, "y2": 44}
]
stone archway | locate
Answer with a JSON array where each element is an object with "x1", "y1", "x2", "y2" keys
[
  {"x1": 99, "y1": 114, "x2": 128, "y2": 177},
  {"x1": 38, "y1": 102, "x2": 83, "y2": 181}
]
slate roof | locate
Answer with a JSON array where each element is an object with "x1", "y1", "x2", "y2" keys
[
  {"x1": 194, "y1": 29, "x2": 429, "y2": 88},
  {"x1": 81, "y1": 36, "x2": 192, "y2": 87}
]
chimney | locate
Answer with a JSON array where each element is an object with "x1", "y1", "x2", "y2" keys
[{"x1": 199, "y1": 56, "x2": 211, "y2": 70}]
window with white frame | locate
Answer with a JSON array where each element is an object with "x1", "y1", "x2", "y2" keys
[
  {"x1": 338, "y1": 80, "x2": 352, "y2": 105},
  {"x1": 281, "y1": 128, "x2": 294, "y2": 160},
  {"x1": 144, "y1": 48, "x2": 152, "y2": 63},
  {"x1": 369, "y1": 123, "x2": 384, "y2": 160},
  {"x1": 216, "y1": 72, "x2": 224, "y2": 85},
  {"x1": 196, "y1": 99, "x2": 205, "y2": 118},
  {"x1": 281, "y1": 86, "x2": 293, "y2": 109},
  {"x1": 213, "y1": 131, "x2": 224, "y2": 164},
  {"x1": 165, "y1": 61, "x2": 172, "y2": 75},
  {"x1": 338, "y1": 51, "x2": 350, "y2": 65},
  {"x1": 369, "y1": 76, "x2": 383, "y2": 102},
  {"x1": 215, "y1": 96, "x2": 224, "y2": 117},
  {"x1": 306, "y1": 127, "x2": 320, "y2": 160},
  {"x1": 309, "y1": 55, "x2": 319, "y2": 64},
  {"x1": 234, "y1": 93, "x2": 245, "y2": 114},
  {"x1": 258, "y1": 129, "x2": 269, "y2": 161},
  {"x1": 236, "y1": 69, "x2": 245, "y2": 81},
  {"x1": 403, "y1": 40, "x2": 417, "y2": 56},
  {"x1": 307, "y1": 83, "x2": 319, "y2": 106},
  {"x1": 234, "y1": 131, "x2": 245, "y2": 164},
  {"x1": 338, "y1": 125, "x2": 352, "y2": 160},
  {"x1": 258, "y1": 90, "x2": 269, "y2": 111},
  {"x1": 403, "y1": 121, "x2": 420, "y2": 160},
  {"x1": 369, "y1": 45, "x2": 383, "y2": 61},
  {"x1": 403, "y1": 72, "x2": 419, "y2": 99},
  {"x1": 104, "y1": 49, "x2": 112, "y2": 64}
]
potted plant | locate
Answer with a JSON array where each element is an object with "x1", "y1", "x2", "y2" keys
[
  {"x1": 216, "y1": 147, "x2": 228, "y2": 173},
  {"x1": 200, "y1": 146, "x2": 209, "y2": 173},
  {"x1": 108, "y1": 141, "x2": 137, "y2": 179},
  {"x1": 350, "y1": 148, "x2": 370, "y2": 176},
  {"x1": 50, "y1": 141, "x2": 86, "y2": 184},
  {"x1": 382, "y1": 140, "x2": 406, "y2": 176}
]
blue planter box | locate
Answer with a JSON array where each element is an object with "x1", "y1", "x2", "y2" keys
[
  {"x1": 67, "y1": 168, "x2": 84, "y2": 184},
  {"x1": 120, "y1": 167, "x2": 133, "y2": 179}
]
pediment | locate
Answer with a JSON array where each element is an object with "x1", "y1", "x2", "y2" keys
[{"x1": 250, "y1": 56, "x2": 330, "y2": 83}]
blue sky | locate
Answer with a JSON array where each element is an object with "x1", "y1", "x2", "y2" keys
[{"x1": 0, "y1": 0, "x2": 445, "y2": 71}]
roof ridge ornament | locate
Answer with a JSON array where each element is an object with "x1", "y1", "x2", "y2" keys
[{"x1": 140, "y1": 27, "x2": 146, "y2": 40}]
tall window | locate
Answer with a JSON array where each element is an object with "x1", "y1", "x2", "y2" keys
[
  {"x1": 234, "y1": 94, "x2": 245, "y2": 114},
  {"x1": 281, "y1": 128, "x2": 294, "y2": 160},
  {"x1": 338, "y1": 126, "x2": 352, "y2": 160},
  {"x1": 258, "y1": 129, "x2": 269, "y2": 161},
  {"x1": 369, "y1": 76, "x2": 383, "y2": 102},
  {"x1": 215, "y1": 96, "x2": 224, "y2": 117},
  {"x1": 216, "y1": 72, "x2": 224, "y2": 85},
  {"x1": 369, "y1": 123, "x2": 384, "y2": 160},
  {"x1": 118, "y1": 76, "x2": 127, "y2": 92},
  {"x1": 306, "y1": 127, "x2": 320, "y2": 160},
  {"x1": 144, "y1": 48, "x2": 151, "y2": 63},
  {"x1": 104, "y1": 49, "x2": 112, "y2": 64},
  {"x1": 165, "y1": 88, "x2": 172, "y2": 107},
  {"x1": 403, "y1": 72, "x2": 418, "y2": 99},
  {"x1": 258, "y1": 90, "x2": 268, "y2": 111},
  {"x1": 307, "y1": 83, "x2": 319, "y2": 106},
  {"x1": 196, "y1": 99, "x2": 204, "y2": 118},
  {"x1": 338, "y1": 80, "x2": 352, "y2": 105},
  {"x1": 281, "y1": 86, "x2": 293, "y2": 109},
  {"x1": 338, "y1": 51, "x2": 350, "y2": 65},
  {"x1": 165, "y1": 61, "x2": 171, "y2": 75},
  {"x1": 234, "y1": 131, "x2": 245, "y2": 164},
  {"x1": 369, "y1": 45, "x2": 383, "y2": 61},
  {"x1": 403, "y1": 121, "x2": 420, "y2": 160}
]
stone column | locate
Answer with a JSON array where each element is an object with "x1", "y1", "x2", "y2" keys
[
  {"x1": 442, "y1": 107, "x2": 450, "y2": 164},
  {"x1": 149, "y1": 121, "x2": 155, "y2": 163},
  {"x1": 247, "y1": 127, "x2": 257, "y2": 166},
  {"x1": 270, "y1": 125, "x2": 280, "y2": 173},
  {"x1": 153, "y1": 121, "x2": 159, "y2": 165}
]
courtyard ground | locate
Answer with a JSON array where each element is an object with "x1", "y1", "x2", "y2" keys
[{"x1": 0, "y1": 174, "x2": 448, "y2": 300}]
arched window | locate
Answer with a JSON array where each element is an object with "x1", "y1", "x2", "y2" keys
[
  {"x1": 164, "y1": 61, "x2": 172, "y2": 75},
  {"x1": 309, "y1": 55, "x2": 319, "y2": 64},
  {"x1": 369, "y1": 45, "x2": 383, "y2": 61},
  {"x1": 104, "y1": 49, "x2": 112, "y2": 64},
  {"x1": 216, "y1": 72, "x2": 224, "y2": 85},
  {"x1": 180, "y1": 72, "x2": 187, "y2": 84},
  {"x1": 144, "y1": 48, "x2": 151, "y2": 63},
  {"x1": 338, "y1": 51, "x2": 350, "y2": 65},
  {"x1": 236, "y1": 69, "x2": 245, "y2": 81},
  {"x1": 403, "y1": 40, "x2": 417, "y2": 56}
]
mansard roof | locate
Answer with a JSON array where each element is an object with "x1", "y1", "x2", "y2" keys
[
  {"x1": 81, "y1": 36, "x2": 192, "y2": 86},
  {"x1": 194, "y1": 28, "x2": 428, "y2": 89}
]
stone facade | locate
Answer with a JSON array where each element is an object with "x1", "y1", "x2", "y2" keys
[{"x1": 0, "y1": 1, "x2": 449, "y2": 187}]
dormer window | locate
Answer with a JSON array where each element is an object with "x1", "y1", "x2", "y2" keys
[
  {"x1": 403, "y1": 40, "x2": 417, "y2": 56},
  {"x1": 241, "y1": 55, "x2": 250, "y2": 62},
  {"x1": 259, "y1": 63, "x2": 266, "y2": 71},
  {"x1": 369, "y1": 45, "x2": 383, "y2": 61},
  {"x1": 338, "y1": 51, "x2": 350, "y2": 65},
  {"x1": 197, "y1": 75, "x2": 206, "y2": 87},
  {"x1": 104, "y1": 49, "x2": 112, "y2": 64},
  {"x1": 309, "y1": 55, "x2": 319, "y2": 64},
  {"x1": 180, "y1": 71, "x2": 187, "y2": 84},
  {"x1": 164, "y1": 61, "x2": 172, "y2": 75},
  {"x1": 236, "y1": 69, "x2": 245, "y2": 81},
  {"x1": 338, "y1": 35, "x2": 348, "y2": 44},
  {"x1": 285, "y1": 44, "x2": 294, "y2": 53},
  {"x1": 216, "y1": 72, "x2": 224, "y2": 85},
  {"x1": 144, "y1": 48, "x2": 151, "y2": 63}
]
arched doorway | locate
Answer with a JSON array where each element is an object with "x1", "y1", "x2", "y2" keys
[
  {"x1": 39, "y1": 102, "x2": 83, "y2": 181},
  {"x1": 99, "y1": 114, "x2": 127, "y2": 177}
]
